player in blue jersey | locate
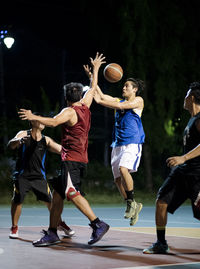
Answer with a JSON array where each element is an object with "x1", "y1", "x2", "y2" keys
[
  {"x1": 84, "y1": 65, "x2": 145, "y2": 226},
  {"x1": 8, "y1": 113, "x2": 74, "y2": 239}
]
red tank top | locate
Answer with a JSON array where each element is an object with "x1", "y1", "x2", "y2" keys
[{"x1": 61, "y1": 104, "x2": 91, "y2": 163}]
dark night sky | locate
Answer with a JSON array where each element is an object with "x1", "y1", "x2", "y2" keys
[{"x1": 0, "y1": 1, "x2": 108, "y2": 111}]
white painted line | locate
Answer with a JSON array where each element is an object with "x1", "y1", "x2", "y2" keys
[{"x1": 111, "y1": 261, "x2": 200, "y2": 269}]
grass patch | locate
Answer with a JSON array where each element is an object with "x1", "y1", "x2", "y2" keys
[{"x1": 0, "y1": 189, "x2": 157, "y2": 206}]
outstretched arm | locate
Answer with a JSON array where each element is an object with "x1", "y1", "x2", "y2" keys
[
  {"x1": 18, "y1": 107, "x2": 76, "y2": 127},
  {"x1": 7, "y1": 130, "x2": 29, "y2": 149},
  {"x1": 95, "y1": 86, "x2": 144, "y2": 110},
  {"x1": 45, "y1": 136, "x2": 62, "y2": 154},
  {"x1": 81, "y1": 52, "x2": 106, "y2": 108},
  {"x1": 166, "y1": 144, "x2": 200, "y2": 167},
  {"x1": 167, "y1": 119, "x2": 200, "y2": 167}
]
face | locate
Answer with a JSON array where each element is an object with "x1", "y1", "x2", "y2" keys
[
  {"x1": 183, "y1": 89, "x2": 193, "y2": 110},
  {"x1": 122, "y1": 81, "x2": 137, "y2": 99}
]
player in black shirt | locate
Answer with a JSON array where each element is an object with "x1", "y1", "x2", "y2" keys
[
  {"x1": 143, "y1": 82, "x2": 200, "y2": 254},
  {"x1": 8, "y1": 114, "x2": 74, "y2": 239}
]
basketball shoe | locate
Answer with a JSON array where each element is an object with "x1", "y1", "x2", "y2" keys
[
  {"x1": 124, "y1": 199, "x2": 137, "y2": 219},
  {"x1": 57, "y1": 221, "x2": 75, "y2": 237},
  {"x1": 33, "y1": 230, "x2": 61, "y2": 247},
  {"x1": 130, "y1": 202, "x2": 143, "y2": 226},
  {"x1": 88, "y1": 220, "x2": 110, "y2": 245},
  {"x1": 143, "y1": 240, "x2": 169, "y2": 254},
  {"x1": 9, "y1": 225, "x2": 18, "y2": 239}
]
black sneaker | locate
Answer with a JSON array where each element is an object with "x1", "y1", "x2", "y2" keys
[
  {"x1": 88, "y1": 220, "x2": 109, "y2": 245},
  {"x1": 143, "y1": 240, "x2": 169, "y2": 254},
  {"x1": 33, "y1": 230, "x2": 61, "y2": 247}
]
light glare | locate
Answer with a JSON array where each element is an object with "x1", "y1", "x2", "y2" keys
[{"x1": 3, "y1": 37, "x2": 15, "y2": 49}]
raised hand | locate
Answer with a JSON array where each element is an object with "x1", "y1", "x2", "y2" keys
[
  {"x1": 18, "y1": 109, "x2": 34, "y2": 121},
  {"x1": 90, "y1": 52, "x2": 106, "y2": 70},
  {"x1": 83, "y1": 64, "x2": 92, "y2": 79}
]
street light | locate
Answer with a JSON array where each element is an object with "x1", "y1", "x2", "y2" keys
[{"x1": 0, "y1": 29, "x2": 15, "y2": 151}]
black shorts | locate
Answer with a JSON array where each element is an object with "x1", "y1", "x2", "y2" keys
[
  {"x1": 157, "y1": 166, "x2": 200, "y2": 220},
  {"x1": 12, "y1": 175, "x2": 52, "y2": 204},
  {"x1": 49, "y1": 161, "x2": 87, "y2": 200}
]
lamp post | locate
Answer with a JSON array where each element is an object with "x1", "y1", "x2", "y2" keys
[{"x1": 0, "y1": 30, "x2": 15, "y2": 152}]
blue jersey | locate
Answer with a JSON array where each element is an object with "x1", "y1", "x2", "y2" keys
[{"x1": 111, "y1": 100, "x2": 145, "y2": 147}]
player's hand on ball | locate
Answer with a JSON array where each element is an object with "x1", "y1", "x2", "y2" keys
[
  {"x1": 18, "y1": 109, "x2": 34, "y2": 121},
  {"x1": 166, "y1": 156, "x2": 186, "y2": 167}
]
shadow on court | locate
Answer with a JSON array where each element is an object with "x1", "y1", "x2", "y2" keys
[{"x1": 0, "y1": 226, "x2": 200, "y2": 269}]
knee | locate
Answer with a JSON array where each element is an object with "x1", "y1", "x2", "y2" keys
[
  {"x1": 52, "y1": 191, "x2": 63, "y2": 204},
  {"x1": 66, "y1": 187, "x2": 80, "y2": 201},
  {"x1": 119, "y1": 166, "x2": 128, "y2": 176},
  {"x1": 114, "y1": 177, "x2": 121, "y2": 185},
  {"x1": 156, "y1": 198, "x2": 168, "y2": 210}
]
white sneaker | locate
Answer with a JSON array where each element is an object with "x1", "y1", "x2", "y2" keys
[
  {"x1": 124, "y1": 199, "x2": 137, "y2": 219},
  {"x1": 57, "y1": 221, "x2": 75, "y2": 237},
  {"x1": 9, "y1": 226, "x2": 18, "y2": 239},
  {"x1": 130, "y1": 202, "x2": 143, "y2": 226}
]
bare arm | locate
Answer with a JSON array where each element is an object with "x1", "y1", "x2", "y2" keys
[
  {"x1": 166, "y1": 145, "x2": 200, "y2": 167},
  {"x1": 95, "y1": 85, "x2": 119, "y2": 102},
  {"x1": 167, "y1": 119, "x2": 200, "y2": 167},
  {"x1": 95, "y1": 89, "x2": 144, "y2": 110},
  {"x1": 7, "y1": 130, "x2": 29, "y2": 150},
  {"x1": 45, "y1": 136, "x2": 62, "y2": 154},
  {"x1": 81, "y1": 52, "x2": 106, "y2": 108},
  {"x1": 18, "y1": 107, "x2": 76, "y2": 127}
]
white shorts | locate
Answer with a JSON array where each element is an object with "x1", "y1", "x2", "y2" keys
[{"x1": 111, "y1": 144, "x2": 143, "y2": 179}]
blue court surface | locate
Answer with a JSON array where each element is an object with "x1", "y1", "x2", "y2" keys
[{"x1": 0, "y1": 205, "x2": 200, "y2": 269}]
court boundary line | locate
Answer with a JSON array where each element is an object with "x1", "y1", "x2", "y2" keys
[
  {"x1": 1, "y1": 225, "x2": 200, "y2": 240},
  {"x1": 111, "y1": 227, "x2": 200, "y2": 239},
  {"x1": 111, "y1": 261, "x2": 200, "y2": 269}
]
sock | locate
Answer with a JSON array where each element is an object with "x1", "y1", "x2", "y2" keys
[
  {"x1": 125, "y1": 190, "x2": 134, "y2": 200},
  {"x1": 156, "y1": 226, "x2": 166, "y2": 244},
  {"x1": 48, "y1": 227, "x2": 57, "y2": 235},
  {"x1": 91, "y1": 217, "x2": 100, "y2": 225}
]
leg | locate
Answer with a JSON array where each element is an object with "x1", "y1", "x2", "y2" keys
[
  {"x1": 44, "y1": 198, "x2": 75, "y2": 237},
  {"x1": 32, "y1": 191, "x2": 63, "y2": 247},
  {"x1": 119, "y1": 166, "x2": 136, "y2": 218},
  {"x1": 119, "y1": 166, "x2": 134, "y2": 192},
  {"x1": 71, "y1": 195, "x2": 97, "y2": 222},
  {"x1": 114, "y1": 177, "x2": 127, "y2": 199},
  {"x1": 10, "y1": 200, "x2": 22, "y2": 238},
  {"x1": 49, "y1": 191, "x2": 64, "y2": 229},
  {"x1": 143, "y1": 199, "x2": 169, "y2": 254},
  {"x1": 156, "y1": 198, "x2": 168, "y2": 228},
  {"x1": 71, "y1": 194, "x2": 109, "y2": 245},
  {"x1": 11, "y1": 200, "x2": 22, "y2": 227}
]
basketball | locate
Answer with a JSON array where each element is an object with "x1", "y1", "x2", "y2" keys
[{"x1": 103, "y1": 63, "x2": 123, "y2": 83}]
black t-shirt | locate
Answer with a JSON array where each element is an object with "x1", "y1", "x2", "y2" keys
[
  {"x1": 180, "y1": 112, "x2": 200, "y2": 174},
  {"x1": 15, "y1": 130, "x2": 47, "y2": 179}
]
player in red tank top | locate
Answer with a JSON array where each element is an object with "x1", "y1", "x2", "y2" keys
[
  {"x1": 19, "y1": 53, "x2": 110, "y2": 247},
  {"x1": 61, "y1": 104, "x2": 91, "y2": 163}
]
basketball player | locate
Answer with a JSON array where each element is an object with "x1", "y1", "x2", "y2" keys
[
  {"x1": 18, "y1": 52, "x2": 110, "y2": 247},
  {"x1": 143, "y1": 82, "x2": 200, "y2": 254},
  {"x1": 8, "y1": 114, "x2": 74, "y2": 239},
  {"x1": 84, "y1": 64, "x2": 145, "y2": 226}
]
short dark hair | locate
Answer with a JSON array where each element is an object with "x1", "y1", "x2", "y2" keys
[
  {"x1": 63, "y1": 82, "x2": 83, "y2": 103},
  {"x1": 189, "y1": 82, "x2": 200, "y2": 105},
  {"x1": 126, "y1": 78, "x2": 145, "y2": 95}
]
